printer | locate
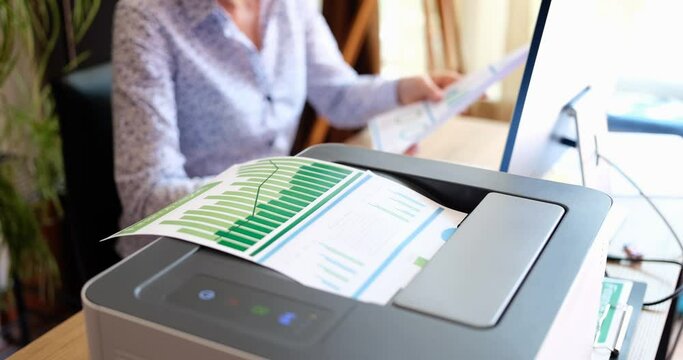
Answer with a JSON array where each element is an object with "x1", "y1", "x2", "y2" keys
[{"x1": 82, "y1": 144, "x2": 611, "y2": 359}]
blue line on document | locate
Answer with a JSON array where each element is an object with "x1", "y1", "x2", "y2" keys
[
  {"x1": 258, "y1": 174, "x2": 372, "y2": 263},
  {"x1": 352, "y1": 207, "x2": 444, "y2": 299},
  {"x1": 319, "y1": 277, "x2": 340, "y2": 291},
  {"x1": 370, "y1": 122, "x2": 383, "y2": 150},
  {"x1": 422, "y1": 102, "x2": 437, "y2": 125},
  {"x1": 322, "y1": 255, "x2": 357, "y2": 274}
]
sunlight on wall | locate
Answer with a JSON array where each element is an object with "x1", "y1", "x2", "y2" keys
[
  {"x1": 615, "y1": 0, "x2": 683, "y2": 92},
  {"x1": 377, "y1": 0, "x2": 539, "y2": 121},
  {"x1": 378, "y1": 0, "x2": 428, "y2": 78}
]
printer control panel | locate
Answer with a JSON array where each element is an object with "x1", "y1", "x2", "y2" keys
[{"x1": 167, "y1": 275, "x2": 332, "y2": 343}]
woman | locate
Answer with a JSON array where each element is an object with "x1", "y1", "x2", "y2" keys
[{"x1": 113, "y1": 0, "x2": 457, "y2": 256}]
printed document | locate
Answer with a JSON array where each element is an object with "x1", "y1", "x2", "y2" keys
[
  {"x1": 369, "y1": 45, "x2": 530, "y2": 154},
  {"x1": 108, "y1": 157, "x2": 467, "y2": 304}
]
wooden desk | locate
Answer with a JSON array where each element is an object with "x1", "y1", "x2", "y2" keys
[
  {"x1": 346, "y1": 115, "x2": 510, "y2": 170},
  {"x1": 10, "y1": 117, "x2": 681, "y2": 360},
  {"x1": 8, "y1": 312, "x2": 87, "y2": 360}
]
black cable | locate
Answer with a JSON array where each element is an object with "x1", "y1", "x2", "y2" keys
[
  {"x1": 607, "y1": 256, "x2": 683, "y2": 306},
  {"x1": 607, "y1": 256, "x2": 683, "y2": 268},
  {"x1": 600, "y1": 153, "x2": 683, "y2": 356},
  {"x1": 599, "y1": 153, "x2": 683, "y2": 304},
  {"x1": 598, "y1": 153, "x2": 683, "y2": 254},
  {"x1": 597, "y1": 152, "x2": 683, "y2": 354}
]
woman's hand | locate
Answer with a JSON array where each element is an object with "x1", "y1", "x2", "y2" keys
[
  {"x1": 395, "y1": 72, "x2": 460, "y2": 156},
  {"x1": 397, "y1": 72, "x2": 461, "y2": 105}
]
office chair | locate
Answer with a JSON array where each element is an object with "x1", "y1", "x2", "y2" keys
[{"x1": 53, "y1": 64, "x2": 121, "y2": 301}]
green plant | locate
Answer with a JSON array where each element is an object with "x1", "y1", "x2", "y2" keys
[
  {"x1": 0, "y1": 163, "x2": 59, "y2": 303},
  {"x1": 0, "y1": 0, "x2": 101, "y2": 300}
]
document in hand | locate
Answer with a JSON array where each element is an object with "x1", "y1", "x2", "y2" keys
[
  {"x1": 107, "y1": 157, "x2": 467, "y2": 305},
  {"x1": 369, "y1": 45, "x2": 530, "y2": 154}
]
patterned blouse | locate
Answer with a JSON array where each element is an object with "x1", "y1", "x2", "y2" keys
[{"x1": 113, "y1": 0, "x2": 400, "y2": 256}]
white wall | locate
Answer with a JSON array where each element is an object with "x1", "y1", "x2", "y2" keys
[
  {"x1": 614, "y1": 0, "x2": 683, "y2": 96},
  {"x1": 379, "y1": 0, "x2": 428, "y2": 78}
]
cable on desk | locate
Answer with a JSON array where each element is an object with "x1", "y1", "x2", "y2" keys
[
  {"x1": 598, "y1": 153, "x2": 683, "y2": 254},
  {"x1": 600, "y1": 153, "x2": 683, "y2": 357},
  {"x1": 606, "y1": 256, "x2": 683, "y2": 306}
]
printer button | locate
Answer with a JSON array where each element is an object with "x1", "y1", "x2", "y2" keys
[{"x1": 197, "y1": 289, "x2": 215, "y2": 301}]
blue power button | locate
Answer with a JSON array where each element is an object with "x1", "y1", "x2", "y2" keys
[
  {"x1": 198, "y1": 289, "x2": 216, "y2": 301},
  {"x1": 278, "y1": 312, "x2": 297, "y2": 326}
]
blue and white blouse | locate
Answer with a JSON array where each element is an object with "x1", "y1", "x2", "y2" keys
[{"x1": 113, "y1": 0, "x2": 399, "y2": 255}]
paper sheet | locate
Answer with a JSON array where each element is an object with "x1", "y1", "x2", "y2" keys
[
  {"x1": 108, "y1": 157, "x2": 467, "y2": 304},
  {"x1": 593, "y1": 278, "x2": 633, "y2": 353},
  {"x1": 369, "y1": 45, "x2": 530, "y2": 154}
]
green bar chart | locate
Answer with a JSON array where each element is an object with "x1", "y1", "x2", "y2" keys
[
  {"x1": 158, "y1": 157, "x2": 359, "y2": 255},
  {"x1": 109, "y1": 156, "x2": 470, "y2": 306}
]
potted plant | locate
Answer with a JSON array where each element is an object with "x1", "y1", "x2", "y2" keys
[{"x1": 0, "y1": 0, "x2": 100, "y2": 334}]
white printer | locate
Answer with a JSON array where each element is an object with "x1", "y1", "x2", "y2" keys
[{"x1": 83, "y1": 145, "x2": 610, "y2": 359}]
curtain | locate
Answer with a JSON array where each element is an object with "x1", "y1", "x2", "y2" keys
[{"x1": 424, "y1": 0, "x2": 540, "y2": 121}]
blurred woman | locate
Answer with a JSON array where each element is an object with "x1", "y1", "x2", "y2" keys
[{"x1": 113, "y1": 0, "x2": 456, "y2": 256}]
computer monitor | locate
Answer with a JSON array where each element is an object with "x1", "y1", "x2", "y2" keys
[{"x1": 499, "y1": 0, "x2": 616, "y2": 187}]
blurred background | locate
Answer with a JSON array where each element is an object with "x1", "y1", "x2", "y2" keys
[{"x1": 0, "y1": 0, "x2": 681, "y2": 357}]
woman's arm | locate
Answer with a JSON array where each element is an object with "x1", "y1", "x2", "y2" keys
[
  {"x1": 301, "y1": 1, "x2": 455, "y2": 128},
  {"x1": 113, "y1": 2, "x2": 210, "y2": 228},
  {"x1": 300, "y1": 1, "x2": 396, "y2": 128}
]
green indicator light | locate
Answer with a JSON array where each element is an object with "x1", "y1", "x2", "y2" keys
[
  {"x1": 414, "y1": 256, "x2": 429, "y2": 268},
  {"x1": 251, "y1": 305, "x2": 271, "y2": 316}
]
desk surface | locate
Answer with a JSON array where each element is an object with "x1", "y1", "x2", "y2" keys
[
  {"x1": 8, "y1": 312, "x2": 87, "y2": 360},
  {"x1": 605, "y1": 196, "x2": 683, "y2": 359},
  {"x1": 543, "y1": 132, "x2": 683, "y2": 359},
  {"x1": 346, "y1": 116, "x2": 511, "y2": 170},
  {"x1": 9, "y1": 117, "x2": 682, "y2": 360}
]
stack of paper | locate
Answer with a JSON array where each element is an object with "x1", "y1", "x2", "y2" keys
[{"x1": 109, "y1": 157, "x2": 467, "y2": 305}]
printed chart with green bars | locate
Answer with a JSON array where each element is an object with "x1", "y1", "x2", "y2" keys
[
  {"x1": 109, "y1": 156, "x2": 471, "y2": 305},
  {"x1": 595, "y1": 278, "x2": 633, "y2": 347},
  {"x1": 156, "y1": 157, "x2": 361, "y2": 256}
]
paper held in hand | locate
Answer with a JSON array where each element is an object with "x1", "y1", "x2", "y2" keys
[
  {"x1": 369, "y1": 45, "x2": 530, "y2": 154},
  {"x1": 106, "y1": 156, "x2": 467, "y2": 305}
]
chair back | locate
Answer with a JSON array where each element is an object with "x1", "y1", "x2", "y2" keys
[{"x1": 53, "y1": 64, "x2": 121, "y2": 294}]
